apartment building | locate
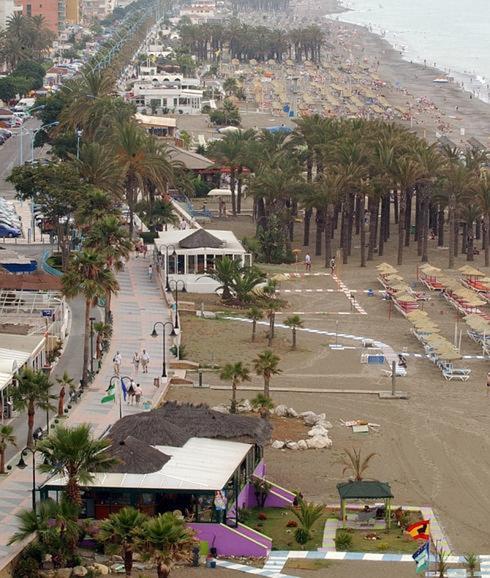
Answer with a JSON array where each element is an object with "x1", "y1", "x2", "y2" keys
[{"x1": 20, "y1": 0, "x2": 65, "y2": 33}]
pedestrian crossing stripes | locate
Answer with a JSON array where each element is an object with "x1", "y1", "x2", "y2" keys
[
  {"x1": 216, "y1": 559, "x2": 298, "y2": 577},
  {"x1": 480, "y1": 555, "x2": 490, "y2": 576}
]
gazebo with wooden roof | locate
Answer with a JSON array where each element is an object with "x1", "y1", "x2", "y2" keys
[{"x1": 337, "y1": 480, "x2": 394, "y2": 528}]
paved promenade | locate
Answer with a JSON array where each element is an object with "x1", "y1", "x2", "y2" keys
[{"x1": 0, "y1": 254, "x2": 171, "y2": 570}]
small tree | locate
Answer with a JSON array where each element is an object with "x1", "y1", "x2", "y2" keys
[
  {"x1": 338, "y1": 448, "x2": 377, "y2": 481},
  {"x1": 464, "y1": 553, "x2": 478, "y2": 578},
  {"x1": 11, "y1": 368, "x2": 56, "y2": 447},
  {"x1": 290, "y1": 500, "x2": 324, "y2": 546},
  {"x1": 253, "y1": 350, "x2": 281, "y2": 398},
  {"x1": 99, "y1": 507, "x2": 147, "y2": 577},
  {"x1": 246, "y1": 306, "x2": 263, "y2": 342},
  {"x1": 252, "y1": 478, "x2": 271, "y2": 508},
  {"x1": 140, "y1": 512, "x2": 196, "y2": 578},
  {"x1": 0, "y1": 425, "x2": 16, "y2": 474},
  {"x1": 219, "y1": 362, "x2": 250, "y2": 414},
  {"x1": 251, "y1": 393, "x2": 274, "y2": 418},
  {"x1": 434, "y1": 542, "x2": 450, "y2": 578},
  {"x1": 284, "y1": 315, "x2": 304, "y2": 349}
]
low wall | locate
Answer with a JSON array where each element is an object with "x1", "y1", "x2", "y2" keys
[{"x1": 188, "y1": 523, "x2": 270, "y2": 558}]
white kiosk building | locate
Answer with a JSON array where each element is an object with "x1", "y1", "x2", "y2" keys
[{"x1": 154, "y1": 228, "x2": 251, "y2": 293}]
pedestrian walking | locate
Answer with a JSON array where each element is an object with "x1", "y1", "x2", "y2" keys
[
  {"x1": 132, "y1": 351, "x2": 140, "y2": 375},
  {"x1": 127, "y1": 379, "x2": 136, "y2": 405},
  {"x1": 135, "y1": 383, "x2": 143, "y2": 405},
  {"x1": 142, "y1": 244, "x2": 148, "y2": 259},
  {"x1": 141, "y1": 349, "x2": 150, "y2": 374},
  {"x1": 305, "y1": 253, "x2": 311, "y2": 272},
  {"x1": 113, "y1": 351, "x2": 122, "y2": 375},
  {"x1": 330, "y1": 257, "x2": 336, "y2": 275},
  {"x1": 148, "y1": 264, "x2": 153, "y2": 280}
]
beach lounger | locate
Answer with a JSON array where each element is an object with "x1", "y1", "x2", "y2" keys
[{"x1": 443, "y1": 370, "x2": 470, "y2": 381}]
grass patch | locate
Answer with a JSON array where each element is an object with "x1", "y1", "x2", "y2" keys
[
  {"x1": 285, "y1": 559, "x2": 332, "y2": 570},
  {"x1": 46, "y1": 253, "x2": 62, "y2": 270},
  {"x1": 243, "y1": 508, "x2": 330, "y2": 550},
  {"x1": 335, "y1": 527, "x2": 418, "y2": 554}
]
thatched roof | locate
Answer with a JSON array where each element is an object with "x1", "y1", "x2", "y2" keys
[
  {"x1": 107, "y1": 402, "x2": 272, "y2": 447},
  {"x1": 179, "y1": 229, "x2": 224, "y2": 249},
  {"x1": 107, "y1": 436, "x2": 171, "y2": 474}
]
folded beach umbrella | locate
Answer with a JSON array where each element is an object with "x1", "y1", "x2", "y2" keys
[
  {"x1": 437, "y1": 350, "x2": 462, "y2": 361},
  {"x1": 395, "y1": 293, "x2": 417, "y2": 302},
  {"x1": 459, "y1": 265, "x2": 484, "y2": 276}
]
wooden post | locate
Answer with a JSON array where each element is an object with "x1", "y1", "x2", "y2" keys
[{"x1": 391, "y1": 361, "x2": 396, "y2": 396}]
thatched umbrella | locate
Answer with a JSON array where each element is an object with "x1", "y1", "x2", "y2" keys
[
  {"x1": 106, "y1": 436, "x2": 171, "y2": 474},
  {"x1": 107, "y1": 413, "x2": 189, "y2": 447}
]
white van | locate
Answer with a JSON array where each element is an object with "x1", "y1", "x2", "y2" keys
[{"x1": 12, "y1": 97, "x2": 36, "y2": 112}]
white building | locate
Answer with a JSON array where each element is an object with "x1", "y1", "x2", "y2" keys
[
  {"x1": 130, "y1": 78, "x2": 203, "y2": 115},
  {"x1": 0, "y1": 0, "x2": 16, "y2": 30},
  {"x1": 154, "y1": 228, "x2": 251, "y2": 293}
]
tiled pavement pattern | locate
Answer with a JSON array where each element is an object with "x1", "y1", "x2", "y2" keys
[{"x1": 0, "y1": 254, "x2": 171, "y2": 569}]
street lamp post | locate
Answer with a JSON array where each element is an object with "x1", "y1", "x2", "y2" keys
[
  {"x1": 89, "y1": 317, "x2": 96, "y2": 375},
  {"x1": 76, "y1": 129, "x2": 83, "y2": 159},
  {"x1": 151, "y1": 321, "x2": 176, "y2": 378},
  {"x1": 160, "y1": 244, "x2": 176, "y2": 292},
  {"x1": 16, "y1": 432, "x2": 43, "y2": 512},
  {"x1": 109, "y1": 375, "x2": 132, "y2": 419},
  {"x1": 169, "y1": 280, "x2": 186, "y2": 331}
]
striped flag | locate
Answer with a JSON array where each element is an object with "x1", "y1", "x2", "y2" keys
[
  {"x1": 101, "y1": 383, "x2": 116, "y2": 404},
  {"x1": 412, "y1": 541, "x2": 430, "y2": 574}
]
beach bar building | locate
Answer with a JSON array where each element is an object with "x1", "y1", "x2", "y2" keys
[
  {"x1": 154, "y1": 228, "x2": 251, "y2": 293},
  {"x1": 41, "y1": 403, "x2": 294, "y2": 557}
]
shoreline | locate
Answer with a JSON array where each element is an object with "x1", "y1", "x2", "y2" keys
[{"x1": 327, "y1": 2, "x2": 490, "y2": 104}]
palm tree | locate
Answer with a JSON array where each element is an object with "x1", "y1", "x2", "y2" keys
[
  {"x1": 284, "y1": 315, "x2": 304, "y2": 349},
  {"x1": 38, "y1": 424, "x2": 117, "y2": 507},
  {"x1": 246, "y1": 306, "x2": 263, "y2": 342},
  {"x1": 462, "y1": 204, "x2": 480, "y2": 261},
  {"x1": 8, "y1": 498, "x2": 80, "y2": 568},
  {"x1": 72, "y1": 142, "x2": 124, "y2": 196},
  {"x1": 140, "y1": 512, "x2": 196, "y2": 578},
  {"x1": 75, "y1": 188, "x2": 119, "y2": 228},
  {"x1": 290, "y1": 500, "x2": 324, "y2": 545},
  {"x1": 207, "y1": 256, "x2": 240, "y2": 300},
  {"x1": 11, "y1": 368, "x2": 55, "y2": 447},
  {"x1": 220, "y1": 362, "x2": 251, "y2": 413},
  {"x1": 0, "y1": 425, "x2": 16, "y2": 474},
  {"x1": 251, "y1": 393, "x2": 274, "y2": 418},
  {"x1": 253, "y1": 350, "x2": 281, "y2": 397},
  {"x1": 473, "y1": 171, "x2": 490, "y2": 266},
  {"x1": 135, "y1": 199, "x2": 178, "y2": 232},
  {"x1": 338, "y1": 448, "x2": 377, "y2": 481},
  {"x1": 99, "y1": 507, "x2": 148, "y2": 577},
  {"x1": 62, "y1": 249, "x2": 118, "y2": 385},
  {"x1": 464, "y1": 553, "x2": 478, "y2": 578}
]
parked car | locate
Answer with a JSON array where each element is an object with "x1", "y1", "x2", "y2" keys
[
  {"x1": 12, "y1": 111, "x2": 31, "y2": 120},
  {"x1": 0, "y1": 224, "x2": 21, "y2": 237},
  {"x1": 0, "y1": 129, "x2": 12, "y2": 138},
  {"x1": 0, "y1": 135, "x2": 7, "y2": 145}
]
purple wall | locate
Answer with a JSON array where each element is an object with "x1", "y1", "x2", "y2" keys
[{"x1": 188, "y1": 523, "x2": 271, "y2": 557}]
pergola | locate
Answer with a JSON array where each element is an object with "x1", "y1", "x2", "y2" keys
[{"x1": 337, "y1": 480, "x2": 394, "y2": 529}]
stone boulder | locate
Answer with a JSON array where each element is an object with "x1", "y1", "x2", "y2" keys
[
  {"x1": 39, "y1": 572, "x2": 55, "y2": 578},
  {"x1": 287, "y1": 407, "x2": 298, "y2": 418},
  {"x1": 308, "y1": 425, "x2": 329, "y2": 437},
  {"x1": 271, "y1": 440, "x2": 285, "y2": 449},
  {"x1": 306, "y1": 435, "x2": 333, "y2": 449},
  {"x1": 237, "y1": 399, "x2": 252, "y2": 413},
  {"x1": 55, "y1": 569, "x2": 72, "y2": 578},
  {"x1": 297, "y1": 439, "x2": 308, "y2": 450},
  {"x1": 316, "y1": 420, "x2": 333, "y2": 430},
  {"x1": 211, "y1": 404, "x2": 229, "y2": 414},
  {"x1": 286, "y1": 441, "x2": 299, "y2": 450},
  {"x1": 72, "y1": 567, "x2": 88, "y2": 577},
  {"x1": 274, "y1": 404, "x2": 288, "y2": 417},
  {"x1": 91, "y1": 563, "x2": 109, "y2": 575}
]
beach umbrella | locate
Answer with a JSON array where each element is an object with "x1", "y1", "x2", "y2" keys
[
  {"x1": 395, "y1": 293, "x2": 417, "y2": 302},
  {"x1": 419, "y1": 263, "x2": 441, "y2": 273},
  {"x1": 384, "y1": 274, "x2": 404, "y2": 281},
  {"x1": 437, "y1": 351, "x2": 462, "y2": 361},
  {"x1": 459, "y1": 265, "x2": 484, "y2": 276}
]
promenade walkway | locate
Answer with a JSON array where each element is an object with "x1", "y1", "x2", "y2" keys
[{"x1": 0, "y1": 254, "x2": 171, "y2": 571}]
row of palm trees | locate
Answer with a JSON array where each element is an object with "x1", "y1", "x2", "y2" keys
[
  {"x1": 205, "y1": 118, "x2": 490, "y2": 268},
  {"x1": 179, "y1": 20, "x2": 324, "y2": 63}
]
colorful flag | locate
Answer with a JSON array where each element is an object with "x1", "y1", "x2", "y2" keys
[
  {"x1": 101, "y1": 383, "x2": 115, "y2": 404},
  {"x1": 407, "y1": 520, "x2": 430, "y2": 541},
  {"x1": 412, "y1": 541, "x2": 430, "y2": 574}
]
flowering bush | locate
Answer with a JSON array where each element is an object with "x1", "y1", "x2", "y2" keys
[
  {"x1": 258, "y1": 512, "x2": 268, "y2": 521},
  {"x1": 286, "y1": 520, "x2": 298, "y2": 528}
]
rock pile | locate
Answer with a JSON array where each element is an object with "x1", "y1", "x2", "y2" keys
[{"x1": 271, "y1": 407, "x2": 333, "y2": 450}]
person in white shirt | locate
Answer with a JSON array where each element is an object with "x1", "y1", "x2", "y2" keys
[
  {"x1": 113, "y1": 351, "x2": 122, "y2": 375},
  {"x1": 141, "y1": 349, "x2": 150, "y2": 374}
]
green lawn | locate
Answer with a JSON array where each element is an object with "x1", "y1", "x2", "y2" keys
[
  {"x1": 243, "y1": 507, "x2": 330, "y2": 550},
  {"x1": 336, "y1": 528, "x2": 419, "y2": 554}
]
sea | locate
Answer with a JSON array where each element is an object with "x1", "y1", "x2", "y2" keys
[{"x1": 327, "y1": 0, "x2": 490, "y2": 103}]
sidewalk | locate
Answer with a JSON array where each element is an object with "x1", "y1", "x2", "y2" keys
[{"x1": 0, "y1": 254, "x2": 172, "y2": 571}]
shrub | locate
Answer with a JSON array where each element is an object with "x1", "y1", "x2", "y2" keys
[
  {"x1": 258, "y1": 512, "x2": 267, "y2": 521},
  {"x1": 294, "y1": 527, "x2": 310, "y2": 545},
  {"x1": 140, "y1": 231, "x2": 158, "y2": 244},
  {"x1": 376, "y1": 542, "x2": 390, "y2": 552},
  {"x1": 286, "y1": 520, "x2": 298, "y2": 528},
  {"x1": 334, "y1": 531, "x2": 353, "y2": 551},
  {"x1": 238, "y1": 507, "x2": 252, "y2": 524}
]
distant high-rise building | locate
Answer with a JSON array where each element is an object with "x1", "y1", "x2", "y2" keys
[
  {"x1": 65, "y1": 0, "x2": 80, "y2": 24},
  {"x1": 0, "y1": 0, "x2": 17, "y2": 29},
  {"x1": 20, "y1": 0, "x2": 65, "y2": 33}
]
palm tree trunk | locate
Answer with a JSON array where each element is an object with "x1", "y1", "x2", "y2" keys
[
  {"x1": 157, "y1": 562, "x2": 170, "y2": 578},
  {"x1": 237, "y1": 167, "x2": 243, "y2": 213},
  {"x1": 230, "y1": 168, "x2": 237, "y2": 216},
  {"x1": 124, "y1": 548, "x2": 133, "y2": 577},
  {"x1": 231, "y1": 380, "x2": 237, "y2": 413},
  {"x1": 404, "y1": 191, "x2": 411, "y2": 247},
  {"x1": 82, "y1": 298, "x2": 91, "y2": 385},
  {"x1": 315, "y1": 209, "x2": 324, "y2": 256},
  {"x1": 485, "y1": 214, "x2": 490, "y2": 267},
  {"x1": 368, "y1": 198, "x2": 377, "y2": 261},
  {"x1": 467, "y1": 223, "x2": 474, "y2": 261},
  {"x1": 292, "y1": 327, "x2": 296, "y2": 349},
  {"x1": 360, "y1": 194, "x2": 366, "y2": 267},
  {"x1": 397, "y1": 190, "x2": 406, "y2": 266},
  {"x1": 448, "y1": 200, "x2": 455, "y2": 268},
  {"x1": 324, "y1": 209, "x2": 333, "y2": 266},
  {"x1": 251, "y1": 320, "x2": 256, "y2": 342},
  {"x1": 438, "y1": 207, "x2": 445, "y2": 247},
  {"x1": 27, "y1": 402, "x2": 35, "y2": 448},
  {"x1": 421, "y1": 199, "x2": 429, "y2": 263},
  {"x1": 264, "y1": 376, "x2": 270, "y2": 397},
  {"x1": 303, "y1": 208, "x2": 312, "y2": 246},
  {"x1": 67, "y1": 477, "x2": 81, "y2": 507}
]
